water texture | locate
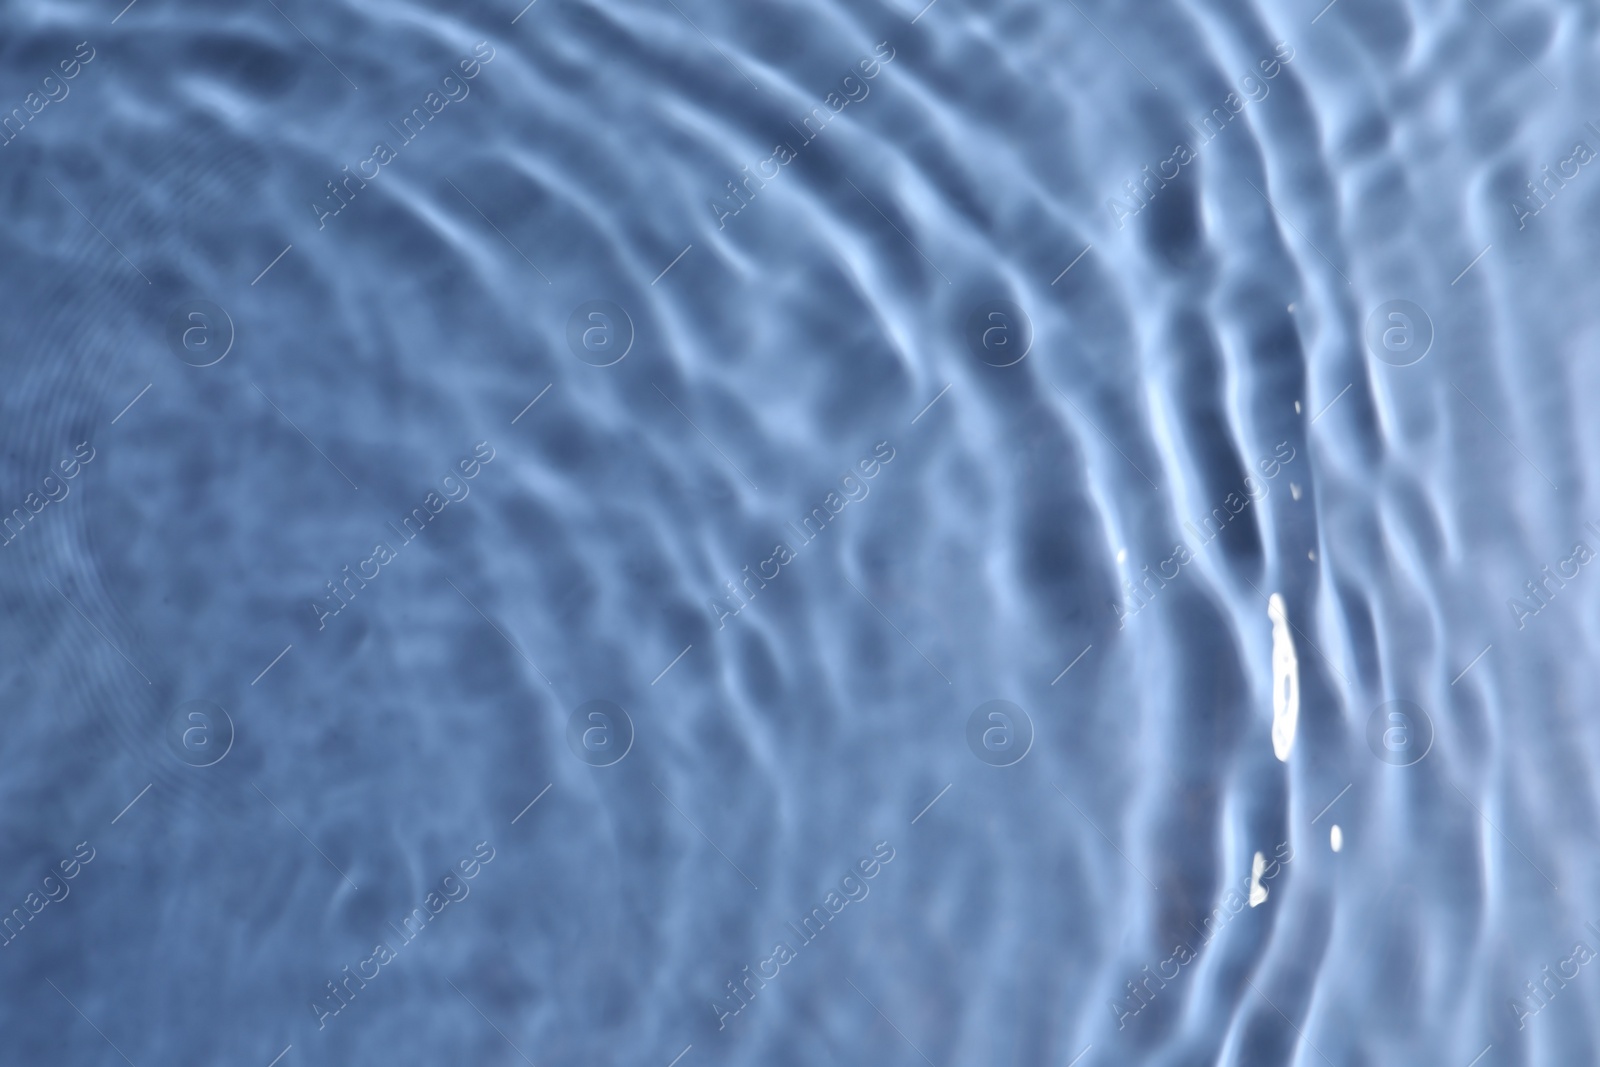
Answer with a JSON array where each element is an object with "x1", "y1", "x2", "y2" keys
[{"x1": 1, "y1": 0, "x2": 1596, "y2": 1064}]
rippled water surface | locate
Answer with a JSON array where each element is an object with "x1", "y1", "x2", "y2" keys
[{"x1": 4, "y1": 0, "x2": 1599, "y2": 1063}]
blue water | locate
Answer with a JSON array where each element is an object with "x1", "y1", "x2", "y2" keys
[{"x1": 2, "y1": 0, "x2": 1595, "y2": 1063}]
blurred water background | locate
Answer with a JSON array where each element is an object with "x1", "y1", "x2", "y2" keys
[{"x1": 1, "y1": 0, "x2": 1598, "y2": 1064}]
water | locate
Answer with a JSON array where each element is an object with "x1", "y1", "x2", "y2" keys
[{"x1": 1, "y1": 0, "x2": 1594, "y2": 1063}]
